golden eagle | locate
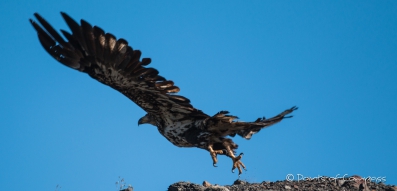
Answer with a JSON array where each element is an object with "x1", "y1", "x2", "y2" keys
[{"x1": 30, "y1": 12, "x2": 297, "y2": 175}]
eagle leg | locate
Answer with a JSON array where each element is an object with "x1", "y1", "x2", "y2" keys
[
  {"x1": 208, "y1": 140, "x2": 247, "y2": 176},
  {"x1": 208, "y1": 144, "x2": 224, "y2": 167},
  {"x1": 231, "y1": 153, "x2": 246, "y2": 176},
  {"x1": 223, "y1": 145, "x2": 247, "y2": 176}
]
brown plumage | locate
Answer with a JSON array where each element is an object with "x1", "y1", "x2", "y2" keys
[{"x1": 30, "y1": 12, "x2": 297, "y2": 176}]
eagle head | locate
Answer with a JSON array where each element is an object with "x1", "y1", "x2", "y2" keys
[{"x1": 138, "y1": 114, "x2": 157, "y2": 126}]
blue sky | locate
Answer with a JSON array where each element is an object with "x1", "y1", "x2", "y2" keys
[{"x1": 1, "y1": 0, "x2": 396, "y2": 190}]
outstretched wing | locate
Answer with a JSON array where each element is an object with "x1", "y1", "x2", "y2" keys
[
  {"x1": 207, "y1": 106, "x2": 298, "y2": 139},
  {"x1": 30, "y1": 12, "x2": 208, "y2": 122}
]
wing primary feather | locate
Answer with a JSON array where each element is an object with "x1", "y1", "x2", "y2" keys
[
  {"x1": 129, "y1": 67, "x2": 159, "y2": 80},
  {"x1": 124, "y1": 50, "x2": 142, "y2": 73},
  {"x1": 60, "y1": 30, "x2": 84, "y2": 58},
  {"x1": 60, "y1": 56, "x2": 80, "y2": 69},
  {"x1": 33, "y1": 13, "x2": 71, "y2": 49},
  {"x1": 117, "y1": 46, "x2": 133, "y2": 70},
  {"x1": 113, "y1": 39, "x2": 129, "y2": 68},
  {"x1": 80, "y1": 19, "x2": 96, "y2": 57},
  {"x1": 60, "y1": 12, "x2": 88, "y2": 55},
  {"x1": 92, "y1": 26, "x2": 105, "y2": 62},
  {"x1": 30, "y1": 19, "x2": 55, "y2": 47},
  {"x1": 155, "y1": 80, "x2": 174, "y2": 88},
  {"x1": 105, "y1": 33, "x2": 118, "y2": 65},
  {"x1": 169, "y1": 95, "x2": 191, "y2": 103},
  {"x1": 162, "y1": 86, "x2": 180, "y2": 93},
  {"x1": 52, "y1": 46, "x2": 80, "y2": 60},
  {"x1": 141, "y1": 58, "x2": 151, "y2": 66},
  {"x1": 141, "y1": 68, "x2": 159, "y2": 77},
  {"x1": 36, "y1": 34, "x2": 58, "y2": 60},
  {"x1": 35, "y1": 29, "x2": 55, "y2": 49},
  {"x1": 144, "y1": 75, "x2": 166, "y2": 82}
]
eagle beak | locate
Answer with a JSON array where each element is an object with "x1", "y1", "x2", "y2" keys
[
  {"x1": 138, "y1": 114, "x2": 156, "y2": 126},
  {"x1": 138, "y1": 115, "x2": 148, "y2": 126},
  {"x1": 138, "y1": 118, "x2": 143, "y2": 126}
]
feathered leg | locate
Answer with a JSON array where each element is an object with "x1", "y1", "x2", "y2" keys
[{"x1": 208, "y1": 144, "x2": 224, "y2": 167}]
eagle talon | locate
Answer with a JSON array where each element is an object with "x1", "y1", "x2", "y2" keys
[
  {"x1": 208, "y1": 145, "x2": 224, "y2": 168},
  {"x1": 230, "y1": 152, "x2": 246, "y2": 176}
]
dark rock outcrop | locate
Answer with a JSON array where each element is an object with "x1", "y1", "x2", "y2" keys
[{"x1": 168, "y1": 176, "x2": 396, "y2": 191}]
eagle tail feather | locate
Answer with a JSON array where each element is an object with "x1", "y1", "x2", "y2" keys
[{"x1": 237, "y1": 106, "x2": 298, "y2": 139}]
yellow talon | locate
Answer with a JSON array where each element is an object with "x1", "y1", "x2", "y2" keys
[
  {"x1": 208, "y1": 145, "x2": 224, "y2": 167},
  {"x1": 231, "y1": 153, "x2": 246, "y2": 176},
  {"x1": 208, "y1": 143, "x2": 247, "y2": 176}
]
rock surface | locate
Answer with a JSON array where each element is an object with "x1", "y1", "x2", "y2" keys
[{"x1": 167, "y1": 176, "x2": 396, "y2": 191}]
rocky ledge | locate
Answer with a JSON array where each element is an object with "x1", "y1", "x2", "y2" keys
[{"x1": 167, "y1": 175, "x2": 396, "y2": 191}]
